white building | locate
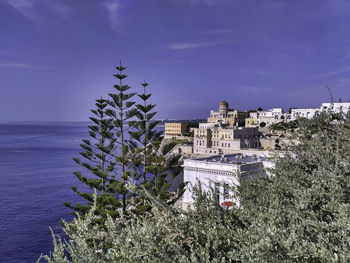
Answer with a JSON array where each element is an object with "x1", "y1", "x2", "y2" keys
[
  {"x1": 321, "y1": 102, "x2": 350, "y2": 114},
  {"x1": 258, "y1": 108, "x2": 284, "y2": 118},
  {"x1": 289, "y1": 102, "x2": 350, "y2": 121},
  {"x1": 182, "y1": 154, "x2": 268, "y2": 208},
  {"x1": 246, "y1": 108, "x2": 288, "y2": 127},
  {"x1": 198, "y1": 122, "x2": 217, "y2": 129},
  {"x1": 290, "y1": 108, "x2": 320, "y2": 120}
]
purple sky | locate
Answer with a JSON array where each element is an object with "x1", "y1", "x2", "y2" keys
[{"x1": 1, "y1": 0, "x2": 350, "y2": 122}]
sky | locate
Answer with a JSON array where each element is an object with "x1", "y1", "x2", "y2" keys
[{"x1": 1, "y1": 0, "x2": 350, "y2": 122}]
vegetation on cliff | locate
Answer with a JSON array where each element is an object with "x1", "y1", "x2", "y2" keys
[{"x1": 40, "y1": 110, "x2": 350, "y2": 262}]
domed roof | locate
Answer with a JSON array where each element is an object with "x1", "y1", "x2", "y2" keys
[{"x1": 219, "y1": 101, "x2": 229, "y2": 110}]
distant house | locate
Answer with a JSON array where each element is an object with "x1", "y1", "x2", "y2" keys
[
  {"x1": 245, "y1": 108, "x2": 288, "y2": 127},
  {"x1": 289, "y1": 102, "x2": 350, "y2": 121},
  {"x1": 290, "y1": 108, "x2": 320, "y2": 120},
  {"x1": 164, "y1": 123, "x2": 187, "y2": 138},
  {"x1": 320, "y1": 102, "x2": 350, "y2": 114}
]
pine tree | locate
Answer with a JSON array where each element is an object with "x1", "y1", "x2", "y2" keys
[
  {"x1": 63, "y1": 97, "x2": 120, "y2": 225},
  {"x1": 129, "y1": 82, "x2": 161, "y2": 182},
  {"x1": 106, "y1": 62, "x2": 137, "y2": 214},
  {"x1": 129, "y1": 82, "x2": 185, "y2": 211}
]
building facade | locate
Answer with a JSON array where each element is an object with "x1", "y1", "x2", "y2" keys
[
  {"x1": 321, "y1": 102, "x2": 350, "y2": 114},
  {"x1": 289, "y1": 102, "x2": 350, "y2": 121},
  {"x1": 193, "y1": 128, "x2": 212, "y2": 149},
  {"x1": 290, "y1": 108, "x2": 320, "y2": 120},
  {"x1": 182, "y1": 154, "x2": 267, "y2": 208},
  {"x1": 207, "y1": 101, "x2": 249, "y2": 126},
  {"x1": 164, "y1": 123, "x2": 187, "y2": 138},
  {"x1": 245, "y1": 108, "x2": 288, "y2": 127},
  {"x1": 193, "y1": 126, "x2": 261, "y2": 155}
]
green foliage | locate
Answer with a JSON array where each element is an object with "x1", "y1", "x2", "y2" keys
[
  {"x1": 259, "y1": 121, "x2": 266, "y2": 128},
  {"x1": 105, "y1": 62, "x2": 137, "y2": 214},
  {"x1": 65, "y1": 63, "x2": 185, "y2": 233},
  {"x1": 269, "y1": 119, "x2": 299, "y2": 132},
  {"x1": 128, "y1": 81, "x2": 161, "y2": 182},
  {"x1": 63, "y1": 97, "x2": 121, "y2": 225},
  {"x1": 186, "y1": 121, "x2": 200, "y2": 128},
  {"x1": 128, "y1": 81, "x2": 185, "y2": 211}
]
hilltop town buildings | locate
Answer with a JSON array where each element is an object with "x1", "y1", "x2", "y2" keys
[
  {"x1": 163, "y1": 100, "x2": 350, "y2": 156},
  {"x1": 244, "y1": 102, "x2": 350, "y2": 124},
  {"x1": 168, "y1": 100, "x2": 350, "y2": 209},
  {"x1": 193, "y1": 101, "x2": 261, "y2": 155}
]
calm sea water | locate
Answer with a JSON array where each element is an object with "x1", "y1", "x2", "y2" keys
[{"x1": 0, "y1": 122, "x2": 93, "y2": 262}]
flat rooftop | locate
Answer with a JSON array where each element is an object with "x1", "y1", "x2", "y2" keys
[{"x1": 193, "y1": 153, "x2": 266, "y2": 164}]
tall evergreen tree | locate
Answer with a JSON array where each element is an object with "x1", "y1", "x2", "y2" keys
[
  {"x1": 106, "y1": 62, "x2": 137, "y2": 214},
  {"x1": 63, "y1": 97, "x2": 120, "y2": 225},
  {"x1": 129, "y1": 82, "x2": 162, "y2": 182},
  {"x1": 129, "y1": 82, "x2": 185, "y2": 209}
]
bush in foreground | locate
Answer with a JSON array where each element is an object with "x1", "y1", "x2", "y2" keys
[{"x1": 40, "y1": 112, "x2": 350, "y2": 262}]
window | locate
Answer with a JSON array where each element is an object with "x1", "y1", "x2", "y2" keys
[
  {"x1": 215, "y1": 183, "x2": 220, "y2": 204},
  {"x1": 223, "y1": 183, "x2": 229, "y2": 199}
]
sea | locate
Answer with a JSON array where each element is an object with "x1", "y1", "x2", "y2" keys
[{"x1": 0, "y1": 122, "x2": 111, "y2": 262}]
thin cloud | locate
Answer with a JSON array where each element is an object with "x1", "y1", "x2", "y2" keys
[
  {"x1": 167, "y1": 100, "x2": 207, "y2": 109},
  {"x1": 178, "y1": 0, "x2": 227, "y2": 5},
  {"x1": 346, "y1": 49, "x2": 350, "y2": 58},
  {"x1": 7, "y1": 0, "x2": 37, "y2": 22},
  {"x1": 202, "y1": 28, "x2": 234, "y2": 35},
  {"x1": 0, "y1": 62, "x2": 50, "y2": 69},
  {"x1": 168, "y1": 40, "x2": 235, "y2": 50},
  {"x1": 46, "y1": 4, "x2": 71, "y2": 18},
  {"x1": 316, "y1": 67, "x2": 350, "y2": 78},
  {"x1": 0, "y1": 50, "x2": 10, "y2": 55},
  {"x1": 150, "y1": 59, "x2": 184, "y2": 64},
  {"x1": 254, "y1": 70, "x2": 282, "y2": 77},
  {"x1": 7, "y1": 0, "x2": 71, "y2": 24},
  {"x1": 102, "y1": 0, "x2": 122, "y2": 33}
]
